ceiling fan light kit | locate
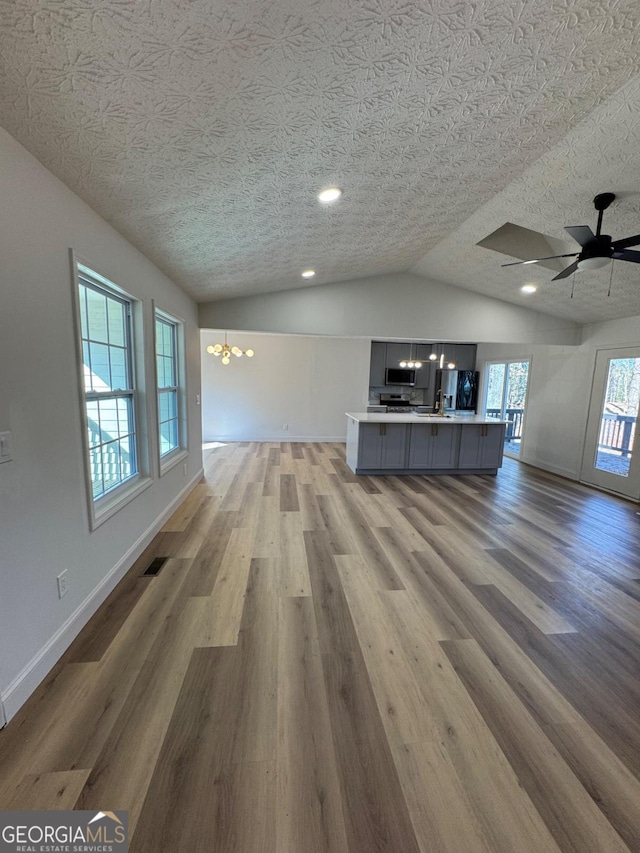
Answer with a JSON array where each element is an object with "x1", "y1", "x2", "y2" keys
[
  {"x1": 501, "y1": 193, "x2": 640, "y2": 283},
  {"x1": 577, "y1": 256, "x2": 610, "y2": 271}
]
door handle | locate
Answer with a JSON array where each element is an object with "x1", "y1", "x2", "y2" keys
[
  {"x1": 379, "y1": 423, "x2": 386, "y2": 436},
  {"x1": 431, "y1": 424, "x2": 438, "y2": 436}
]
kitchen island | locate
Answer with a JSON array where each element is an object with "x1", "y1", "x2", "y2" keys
[{"x1": 346, "y1": 412, "x2": 507, "y2": 476}]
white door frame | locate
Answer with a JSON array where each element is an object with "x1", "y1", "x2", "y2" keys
[
  {"x1": 481, "y1": 357, "x2": 532, "y2": 458},
  {"x1": 580, "y1": 346, "x2": 640, "y2": 500}
]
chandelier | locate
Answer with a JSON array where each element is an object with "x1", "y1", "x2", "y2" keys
[
  {"x1": 206, "y1": 332, "x2": 254, "y2": 365},
  {"x1": 429, "y1": 343, "x2": 455, "y2": 370}
]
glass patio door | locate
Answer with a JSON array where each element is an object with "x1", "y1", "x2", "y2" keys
[
  {"x1": 484, "y1": 360, "x2": 530, "y2": 456},
  {"x1": 581, "y1": 348, "x2": 640, "y2": 499}
]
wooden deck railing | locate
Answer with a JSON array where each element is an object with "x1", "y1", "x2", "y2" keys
[
  {"x1": 598, "y1": 413, "x2": 636, "y2": 457},
  {"x1": 486, "y1": 409, "x2": 636, "y2": 456},
  {"x1": 87, "y1": 416, "x2": 133, "y2": 491},
  {"x1": 486, "y1": 408, "x2": 524, "y2": 440}
]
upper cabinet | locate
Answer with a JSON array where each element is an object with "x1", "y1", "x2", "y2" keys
[
  {"x1": 450, "y1": 344, "x2": 477, "y2": 371},
  {"x1": 432, "y1": 343, "x2": 477, "y2": 370},
  {"x1": 370, "y1": 341, "x2": 419, "y2": 385},
  {"x1": 385, "y1": 342, "x2": 412, "y2": 367},
  {"x1": 369, "y1": 341, "x2": 477, "y2": 387},
  {"x1": 414, "y1": 344, "x2": 433, "y2": 388},
  {"x1": 369, "y1": 341, "x2": 387, "y2": 386}
]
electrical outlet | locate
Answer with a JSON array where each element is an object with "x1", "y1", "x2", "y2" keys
[
  {"x1": 57, "y1": 571, "x2": 69, "y2": 599},
  {"x1": 282, "y1": 423, "x2": 288, "y2": 431},
  {"x1": 183, "y1": 462, "x2": 188, "y2": 476}
]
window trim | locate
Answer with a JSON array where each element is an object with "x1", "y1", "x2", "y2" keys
[
  {"x1": 70, "y1": 252, "x2": 152, "y2": 530},
  {"x1": 153, "y1": 303, "x2": 188, "y2": 476}
]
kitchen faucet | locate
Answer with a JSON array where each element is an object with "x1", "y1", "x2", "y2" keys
[{"x1": 436, "y1": 388, "x2": 447, "y2": 417}]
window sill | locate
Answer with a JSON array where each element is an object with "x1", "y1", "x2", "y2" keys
[
  {"x1": 90, "y1": 475, "x2": 153, "y2": 531},
  {"x1": 159, "y1": 447, "x2": 189, "y2": 477}
]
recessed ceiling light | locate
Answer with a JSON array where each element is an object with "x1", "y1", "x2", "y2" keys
[
  {"x1": 521, "y1": 284, "x2": 537, "y2": 294},
  {"x1": 301, "y1": 269, "x2": 316, "y2": 278},
  {"x1": 317, "y1": 187, "x2": 342, "y2": 203}
]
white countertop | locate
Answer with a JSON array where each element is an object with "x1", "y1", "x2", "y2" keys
[{"x1": 346, "y1": 412, "x2": 507, "y2": 425}]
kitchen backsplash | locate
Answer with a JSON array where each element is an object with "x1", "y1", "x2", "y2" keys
[{"x1": 368, "y1": 386, "x2": 426, "y2": 405}]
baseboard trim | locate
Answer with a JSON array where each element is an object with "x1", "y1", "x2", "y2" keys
[
  {"x1": 517, "y1": 455, "x2": 578, "y2": 481},
  {"x1": 0, "y1": 468, "x2": 204, "y2": 726},
  {"x1": 518, "y1": 457, "x2": 638, "y2": 503}
]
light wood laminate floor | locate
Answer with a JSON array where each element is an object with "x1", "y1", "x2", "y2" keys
[{"x1": 2, "y1": 442, "x2": 640, "y2": 852}]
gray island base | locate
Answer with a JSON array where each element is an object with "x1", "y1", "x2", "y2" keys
[{"x1": 346, "y1": 412, "x2": 507, "y2": 476}]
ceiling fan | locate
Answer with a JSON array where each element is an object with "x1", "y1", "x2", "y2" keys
[{"x1": 502, "y1": 193, "x2": 640, "y2": 280}]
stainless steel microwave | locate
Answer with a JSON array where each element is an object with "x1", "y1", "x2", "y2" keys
[{"x1": 385, "y1": 367, "x2": 416, "y2": 386}]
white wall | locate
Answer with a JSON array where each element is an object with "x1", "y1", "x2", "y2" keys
[
  {"x1": 201, "y1": 331, "x2": 370, "y2": 441},
  {"x1": 476, "y1": 342, "x2": 590, "y2": 479},
  {"x1": 0, "y1": 128, "x2": 202, "y2": 722},
  {"x1": 199, "y1": 273, "x2": 580, "y2": 346},
  {"x1": 477, "y1": 314, "x2": 640, "y2": 481}
]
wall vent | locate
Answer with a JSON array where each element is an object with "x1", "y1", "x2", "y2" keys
[{"x1": 143, "y1": 557, "x2": 168, "y2": 576}]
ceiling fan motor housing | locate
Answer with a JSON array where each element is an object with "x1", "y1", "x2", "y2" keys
[{"x1": 582, "y1": 234, "x2": 612, "y2": 261}]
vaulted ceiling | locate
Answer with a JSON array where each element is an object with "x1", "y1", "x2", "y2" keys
[{"x1": 2, "y1": 0, "x2": 640, "y2": 323}]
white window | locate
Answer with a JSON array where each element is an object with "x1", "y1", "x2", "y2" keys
[
  {"x1": 154, "y1": 307, "x2": 187, "y2": 473},
  {"x1": 482, "y1": 359, "x2": 531, "y2": 458},
  {"x1": 73, "y1": 260, "x2": 151, "y2": 528}
]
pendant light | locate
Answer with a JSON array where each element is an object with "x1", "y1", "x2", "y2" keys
[
  {"x1": 206, "y1": 331, "x2": 255, "y2": 365},
  {"x1": 429, "y1": 343, "x2": 455, "y2": 370},
  {"x1": 399, "y1": 341, "x2": 422, "y2": 369}
]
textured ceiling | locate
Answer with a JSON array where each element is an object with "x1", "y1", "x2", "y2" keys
[
  {"x1": 413, "y1": 76, "x2": 640, "y2": 323},
  {"x1": 1, "y1": 0, "x2": 640, "y2": 323}
]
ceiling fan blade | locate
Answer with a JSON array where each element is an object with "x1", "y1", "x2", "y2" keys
[
  {"x1": 565, "y1": 225, "x2": 597, "y2": 247},
  {"x1": 612, "y1": 233, "x2": 640, "y2": 251},
  {"x1": 613, "y1": 249, "x2": 640, "y2": 264},
  {"x1": 552, "y1": 260, "x2": 580, "y2": 281},
  {"x1": 501, "y1": 253, "x2": 578, "y2": 268}
]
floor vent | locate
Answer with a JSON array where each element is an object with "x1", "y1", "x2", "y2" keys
[{"x1": 144, "y1": 557, "x2": 168, "y2": 576}]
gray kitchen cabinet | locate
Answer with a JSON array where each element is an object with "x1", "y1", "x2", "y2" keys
[
  {"x1": 408, "y1": 423, "x2": 460, "y2": 469},
  {"x1": 385, "y1": 342, "x2": 412, "y2": 368},
  {"x1": 369, "y1": 340, "x2": 476, "y2": 391},
  {"x1": 408, "y1": 425, "x2": 431, "y2": 468},
  {"x1": 347, "y1": 416, "x2": 505, "y2": 475},
  {"x1": 369, "y1": 341, "x2": 387, "y2": 386},
  {"x1": 381, "y1": 424, "x2": 409, "y2": 468},
  {"x1": 450, "y1": 344, "x2": 477, "y2": 371},
  {"x1": 414, "y1": 345, "x2": 433, "y2": 388},
  {"x1": 415, "y1": 344, "x2": 433, "y2": 363},
  {"x1": 457, "y1": 423, "x2": 505, "y2": 469},
  {"x1": 358, "y1": 423, "x2": 408, "y2": 469},
  {"x1": 358, "y1": 423, "x2": 383, "y2": 468},
  {"x1": 430, "y1": 423, "x2": 460, "y2": 468}
]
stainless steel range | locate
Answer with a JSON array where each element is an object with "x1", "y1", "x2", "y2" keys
[{"x1": 379, "y1": 393, "x2": 413, "y2": 412}]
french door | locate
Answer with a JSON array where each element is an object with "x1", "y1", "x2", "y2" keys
[
  {"x1": 581, "y1": 348, "x2": 640, "y2": 499},
  {"x1": 484, "y1": 360, "x2": 530, "y2": 457}
]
